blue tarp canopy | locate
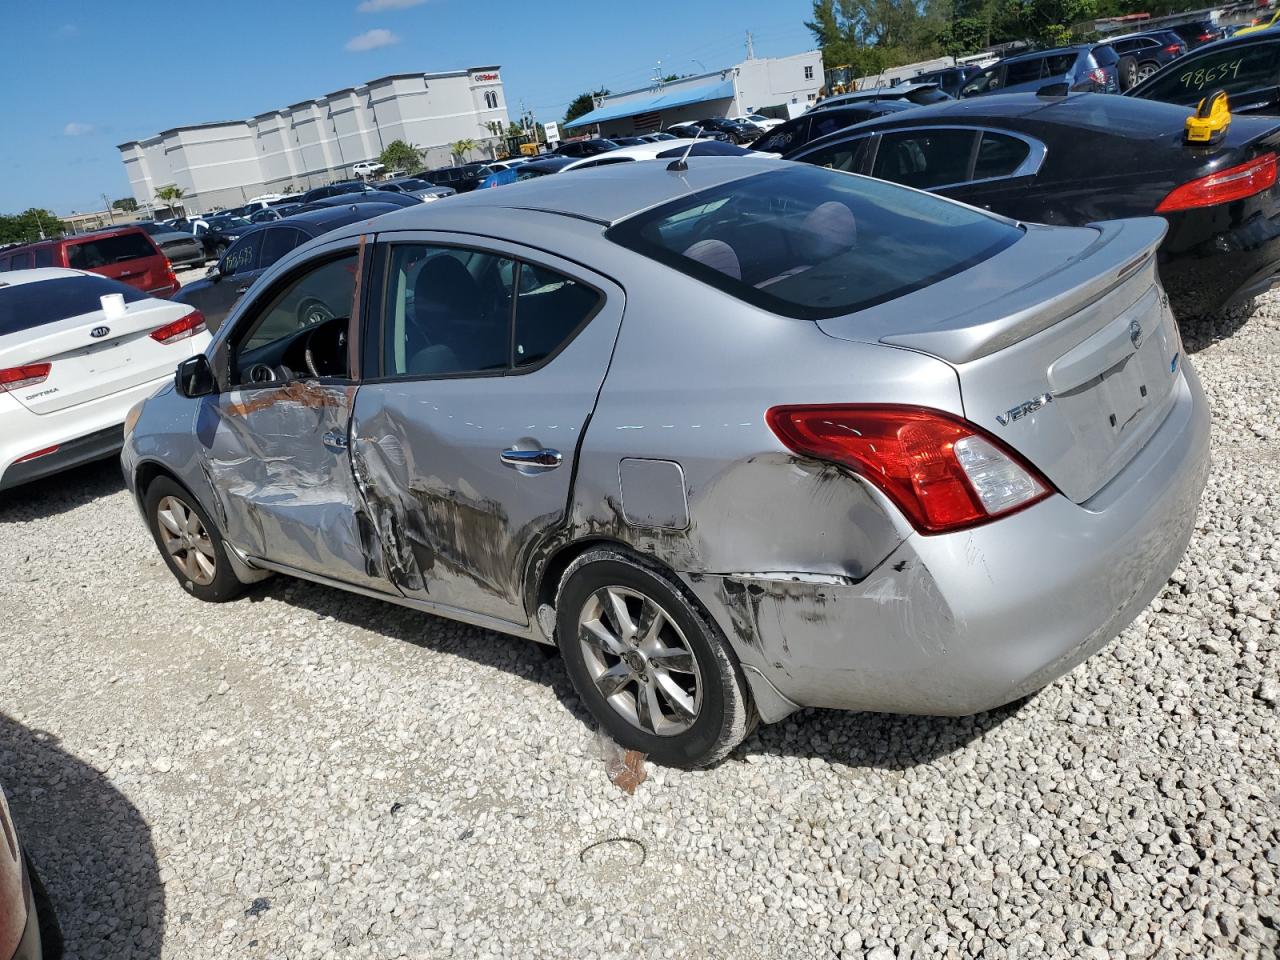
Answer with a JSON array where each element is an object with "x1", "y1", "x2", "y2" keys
[{"x1": 565, "y1": 77, "x2": 735, "y2": 129}]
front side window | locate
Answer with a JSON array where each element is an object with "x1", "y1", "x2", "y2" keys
[
  {"x1": 810, "y1": 110, "x2": 868, "y2": 140},
  {"x1": 606, "y1": 165, "x2": 1022, "y2": 321},
  {"x1": 1005, "y1": 57, "x2": 1046, "y2": 85},
  {"x1": 221, "y1": 233, "x2": 263, "y2": 277},
  {"x1": 962, "y1": 66, "x2": 1004, "y2": 96},
  {"x1": 753, "y1": 118, "x2": 806, "y2": 153},
  {"x1": 871, "y1": 129, "x2": 979, "y2": 189},
  {"x1": 259, "y1": 227, "x2": 305, "y2": 269},
  {"x1": 236, "y1": 253, "x2": 357, "y2": 369},
  {"x1": 797, "y1": 136, "x2": 872, "y2": 173},
  {"x1": 380, "y1": 244, "x2": 602, "y2": 377},
  {"x1": 1134, "y1": 41, "x2": 1280, "y2": 105}
]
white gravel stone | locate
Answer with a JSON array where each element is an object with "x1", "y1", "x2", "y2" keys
[{"x1": 0, "y1": 293, "x2": 1278, "y2": 959}]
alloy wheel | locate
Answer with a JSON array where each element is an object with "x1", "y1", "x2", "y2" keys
[
  {"x1": 156, "y1": 495, "x2": 217, "y2": 585},
  {"x1": 1137, "y1": 63, "x2": 1159, "y2": 82},
  {"x1": 577, "y1": 586, "x2": 703, "y2": 736}
]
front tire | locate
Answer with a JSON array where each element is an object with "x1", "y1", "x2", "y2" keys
[
  {"x1": 556, "y1": 549, "x2": 754, "y2": 768},
  {"x1": 145, "y1": 476, "x2": 248, "y2": 602}
]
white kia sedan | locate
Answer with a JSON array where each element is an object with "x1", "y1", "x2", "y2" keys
[{"x1": 0, "y1": 268, "x2": 210, "y2": 491}]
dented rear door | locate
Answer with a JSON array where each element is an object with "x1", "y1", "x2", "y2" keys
[{"x1": 349, "y1": 232, "x2": 624, "y2": 625}]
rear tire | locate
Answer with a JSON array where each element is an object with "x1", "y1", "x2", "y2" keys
[
  {"x1": 1117, "y1": 55, "x2": 1139, "y2": 91},
  {"x1": 144, "y1": 477, "x2": 248, "y2": 603},
  {"x1": 555, "y1": 549, "x2": 755, "y2": 768}
]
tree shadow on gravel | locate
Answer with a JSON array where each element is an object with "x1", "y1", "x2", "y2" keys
[
  {"x1": 252, "y1": 576, "x2": 1024, "y2": 772},
  {"x1": 0, "y1": 714, "x2": 164, "y2": 959},
  {"x1": 0, "y1": 458, "x2": 124, "y2": 523}
]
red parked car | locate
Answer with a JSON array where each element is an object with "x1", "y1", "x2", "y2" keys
[{"x1": 0, "y1": 226, "x2": 178, "y2": 297}]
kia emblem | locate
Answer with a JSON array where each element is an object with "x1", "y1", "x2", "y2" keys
[{"x1": 90, "y1": 326, "x2": 110, "y2": 339}]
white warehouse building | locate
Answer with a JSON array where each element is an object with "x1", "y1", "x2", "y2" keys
[
  {"x1": 566, "y1": 51, "x2": 824, "y2": 137},
  {"x1": 119, "y1": 67, "x2": 509, "y2": 213}
]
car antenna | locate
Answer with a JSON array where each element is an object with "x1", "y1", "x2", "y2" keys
[{"x1": 667, "y1": 126, "x2": 703, "y2": 172}]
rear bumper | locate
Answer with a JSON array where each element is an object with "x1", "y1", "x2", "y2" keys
[
  {"x1": 689, "y1": 363, "x2": 1210, "y2": 716},
  {"x1": 1160, "y1": 199, "x2": 1280, "y2": 315}
]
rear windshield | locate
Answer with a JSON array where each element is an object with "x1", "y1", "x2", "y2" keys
[
  {"x1": 65, "y1": 232, "x2": 156, "y2": 268},
  {"x1": 606, "y1": 165, "x2": 1022, "y2": 320},
  {"x1": 0, "y1": 275, "x2": 146, "y2": 336}
]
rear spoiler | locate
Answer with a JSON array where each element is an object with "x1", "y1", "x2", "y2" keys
[{"x1": 879, "y1": 217, "x2": 1167, "y2": 364}]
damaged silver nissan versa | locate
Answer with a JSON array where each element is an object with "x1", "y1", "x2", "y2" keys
[{"x1": 122, "y1": 159, "x2": 1209, "y2": 767}]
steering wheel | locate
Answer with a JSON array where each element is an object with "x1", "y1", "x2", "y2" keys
[{"x1": 303, "y1": 318, "x2": 348, "y2": 378}]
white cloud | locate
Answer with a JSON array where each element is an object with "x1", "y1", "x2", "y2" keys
[
  {"x1": 345, "y1": 28, "x2": 400, "y2": 51},
  {"x1": 357, "y1": 0, "x2": 426, "y2": 10},
  {"x1": 64, "y1": 122, "x2": 94, "y2": 136}
]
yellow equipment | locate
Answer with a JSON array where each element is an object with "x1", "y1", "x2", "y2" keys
[{"x1": 1185, "y1": 89, "x2": 1231, "y2": 145}]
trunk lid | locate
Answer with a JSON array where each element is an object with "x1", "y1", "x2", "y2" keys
[
  {"x1": 0, "y1": 298, "x2": 198, "y2": 414},
  {"x1": 818, "y1": 217, "x2": 1182, "y2": 503}
]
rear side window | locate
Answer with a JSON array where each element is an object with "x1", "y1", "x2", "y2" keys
[
  {"x1": 1006, "y1": 57, "x2": 1046, "y2": 85},
  {"x1": 872, "y1": 129, "x2": 979, "y2": 189},
  {"x1": 607, "y1": 165, "x2": 1022, "y2": 321},
  {"x1": 33, "y1": 248, "x2": 54, "y2": 267},
  {"x1": 221, "y1": 233, "x2": 263, "y2": 277},
  {"x1": 973, "y1": 132, "x2": 1032, "y2": 179},
  {"x1": 1135, "y1": 42, "x2": 1280, "y2": 105},
  {"x1": 65, "y1": 232, "x2": 155, "y2": 269},
  {"x1": 514, "y1": 262, "x2": 600, "y2": 368},
  {"x1": 0, "y1": 275, "x2": 146, "y2": 335},
  {"x1": 260, "y1": 227, "x2": 305, "y2": 268}
]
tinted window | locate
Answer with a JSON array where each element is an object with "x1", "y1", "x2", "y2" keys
[
  {"x1": 872, "y1": 129, "x2": 979, "y2": 188},
  {"x1": 973, "y1": 132, "x2": 1032, "y2": 179},
  {"x1": 607, "y1": 165, "x2": 1022, "y2": 321},
  {"x1": 8, "y1": 252, "x2": 33, "y2": 270},
  {"x1": 0, "y1": 275, "x2": 146, "y2": 335},
  {"x1": 513, "y1": 262, "x2": 600, "y2": 367},
  {"x1": 962, "y1": 66, "x2": 1004, "y2": 95},
  {"x1": 65, "y1": 233, "x2": 155, "y2": 269},
  {"x1": 753, "y1": 118, "x2": 808, "y2": 153},
  {"x1": 238, "y1": 253, "x2": 357, "y2": 360},
  {"x1": 1093, "y1": 45, "x2": 1119, "y2": 67},
  {"x1": 796, "y1": 136, "x2": 873, "y2": 172},
  {"x1": 260, "y1": 227, "x2": 305, "y2": 268},
  {"x1": 382, "y1": 245, "x2": 515, "y2": 377},
  {"x1": 1006, "y1": 57, "x2": 1046, "y2": 85},
  {"x1": 220, "y1": 233, "x2": 263, "y2": 277},
  {"x1": 1135, "y1": 42, "x2": 1280, "y2": 105},
  {"x1": 33, "y1": 248, "x2": 54, "y2": 267},
  {"x1": 811, "y1": 110, "x2": 866, "y2": 140}
]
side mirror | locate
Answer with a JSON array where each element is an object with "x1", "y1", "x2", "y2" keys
[
  {"x1": 175, "y1": 354, "x2": 217, "y2": 398},
  {"x1": 206, "y1": 261, "x2": 221, "y2": 280},
  {"x1": 1037, "y1": 82, "x2": 1070, "y2": 98}
]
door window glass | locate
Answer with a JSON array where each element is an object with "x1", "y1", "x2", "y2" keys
[
  {"x1": 513, "y1": 263, "x2": 600, "y2": 367},
  {"x1": 798, "y1": 137, "x2": 872, "y2": 172},
  {"x1": 871, "y1": 129, "x2": 978, "y2": 188},
  {"x1": 382, "y1": 245, "x2": 515, "y2": 377},
  {"x1": 221, "y1": 233, "x2": 264, "y2": 277},
  {"x1": 236, "y1": 253, "x2": 357, "y2": 368},
  {"x1": 8, "y1": 252, "x2": 32, "y2": 270},
  {"x1": 1135, "y1": 42, "x2": 1280, "y2": 104},
  {"x1": 810, "y1": 111, "x2": 865, "y2": 140},
  {"x1": 1005, "y1": 57, "x2": 1047, "y2": 85},
  {"x1": 962, "y1": 66, "x2": 1004, "y2": 95},
  {"x1": 972, "y1": 132, "x2": 1032, "y2": 180},
  {"x1": 259, "y1": 228, "x2": 305, "y2": 270}
]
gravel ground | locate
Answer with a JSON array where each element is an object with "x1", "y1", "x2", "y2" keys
[{"x1": 0, "y1": 295, "x2": 1277, "y2": 960}]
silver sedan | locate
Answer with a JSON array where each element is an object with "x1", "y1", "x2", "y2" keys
[{"x1": 121, "y1": 158, "x2": 1209, "y2": 767}]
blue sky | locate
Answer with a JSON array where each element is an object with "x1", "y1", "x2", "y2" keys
[{"x1": 0, "y1": 0, "x2": 816, "y2": 216}]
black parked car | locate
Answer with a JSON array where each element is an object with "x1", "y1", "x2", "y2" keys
[
  {"x1": 787, "y1": 91, "x2": 1280, "y2": 317},
  {"x1": 911, "y1": 65, "x2": 984, "y2": 98},
  {"x1": 299, "y1": 181, "x2": 372, "y2": 204},
  {"x1": 1168, "y1": 19, "x2": 1226, "y2": 50},
  {"x1": 664, "y1": 122, "x2": 732, "y2": 142},
  {"x1": 419, "y1": 162, "x2": 491, "y2": 192},
  {"x1": 194, "y1": 215, "x2": 252, "y2": 259},
  {"x1": 551, "y1": 139, "x2": 621, "y2": 158},
  {"x1": 297, "y1": 190, "x2": 421, "y2": 212},
  {"x1": 1129, "y1": 32, "x2": 1280, "y2": 116},
  {"x1": 174, "y1": 202, "x2": 404, "y2": 332},
  {"x1": 1107, "y1": 30, "x2": 1188, "y2": 87},
  {"x1": 694, "y1": 117, "x2": 757, "y2": 143},
  {"x1": 749, "y1": 100, "x2": 918, "y2": 154}
]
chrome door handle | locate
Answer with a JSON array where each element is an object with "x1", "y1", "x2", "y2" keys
[
  {"x1": 235, "y1": 285, "x2": 251, "y2": 294},
  {"x1": 322, "y1": 430, "x2": 348, "y2": 453},
  {"x1": 500, "y1": 447, "x2": 562, "y2": 471}
]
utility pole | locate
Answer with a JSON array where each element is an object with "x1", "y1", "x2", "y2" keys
[
  {"x1": 102, "y1": 193, "x2": 114, "y2": 225},
  {"x1": 746, "y1": 30, "x2": 755, "y2": 60}
]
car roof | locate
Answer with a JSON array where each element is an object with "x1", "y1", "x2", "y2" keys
[
  {"x1": 1002, "y1": 44, "x2": 1092, "y2": 62},
  {"x1": 370, "y1": 156, "x2": 785, "y2": 228},
  {"x1": 561, "y1": 139, "x2": 702, "y2": 170},
  {"x1": 0, "y1": 267, "x2": 87, "y2": 286}
]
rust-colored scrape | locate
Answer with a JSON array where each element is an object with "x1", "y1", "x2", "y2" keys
[
  {"x1": 225, "y1": 381, "x2": 353, "y2": 417},
  {"x1": 610, "y1": 750, "x2": 648, "y2": 794}
]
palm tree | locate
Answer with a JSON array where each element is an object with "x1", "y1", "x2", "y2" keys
[
  {"x1": 450, "y1": 139, "x2": 478, "y2": 164},
  {"x1": 154, "y1": 185, "x2": 186, "y2": 218}
]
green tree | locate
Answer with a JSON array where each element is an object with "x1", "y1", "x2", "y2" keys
[
  {"x1": 112, "y1": 197, "x2": 138, "y2": 213},
  {"x1": 564, "y1": 88, "x2": 608, "y2": 126},
  {"x1": 999, "y1": 0, "x2": 1096, "y2": 47},
  {"x1": 379, "y1": 139, "x2": 422, "y2": 173},
  {"x1": 0, "y1": 209, "x2": 65, "y2": 245},
  {"x1": 154, "y1": 185, "x2": 186, "y2": 217},
  {"x1": 450, "y1": 139, "x2": 478, "y2": 163}
]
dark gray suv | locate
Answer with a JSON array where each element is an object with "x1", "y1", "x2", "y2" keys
[{"x1": 962, "y1": 44, "x2": 1122, "y2": 97}]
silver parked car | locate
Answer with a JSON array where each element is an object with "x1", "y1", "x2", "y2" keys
[{"x1": 121, "y1": 159, "x2": 1209, "y2": 767}]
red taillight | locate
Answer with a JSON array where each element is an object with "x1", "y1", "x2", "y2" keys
[
  {"x1": 0, "y1": 363, "x2": 51, "y2": 393},
  {"x1": 150, "y1": 310, "x2": 206, "y2": 345},
  {"x1": 765, "y1": 405, "x2": 1052, "y2": 534},
  {"x1": 1200, "y1": 31, "x2": 1214, "y2": 39},
  {"x1": 14, "y1": 445, "x2": 59, "y2": 464},
  {"x1": 1156, "y1": 153, "x2": 1278, "y2": 212},
  {"x1": 1164, "y1": 43, "x2": 1182, "y2": 53},
  {"x1": 163, "y1": 259, "x2": 178, "y2": 291},
  {"x1": 1088, "y1": 67, "x2": 1107, "y2": 86}
]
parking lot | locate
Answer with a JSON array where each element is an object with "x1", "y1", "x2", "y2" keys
[{"x1": 0, "y1": 288, "x2": 1275, "y2": 958}]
